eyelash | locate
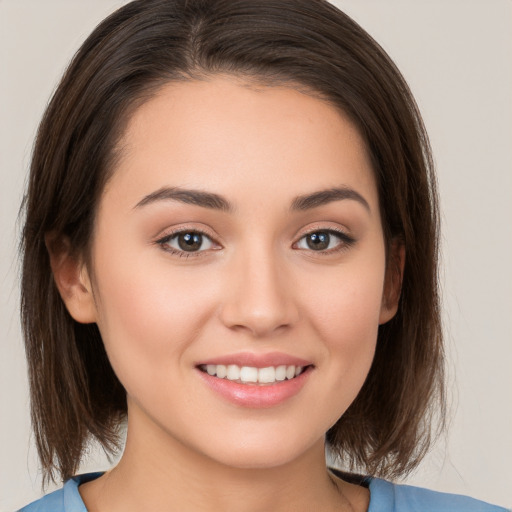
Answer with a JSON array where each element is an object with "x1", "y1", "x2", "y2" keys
[
  {"x1": 294, "y1": 228, "x2": 356, "y2": 254},
  {"x1": 155, "y1": 227, "x2": 356, "y2": 258},
  {"x1": 155, "y1": 228, "x2": 217, "y2": 258}
]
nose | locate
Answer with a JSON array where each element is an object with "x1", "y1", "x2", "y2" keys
[{"x1": 219, "y1": 247, "x2": 299, "y2": 338}]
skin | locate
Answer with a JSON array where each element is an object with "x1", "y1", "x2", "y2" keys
[{"x1": 52, "y1": 76, "x2": 402, "y2": 512}]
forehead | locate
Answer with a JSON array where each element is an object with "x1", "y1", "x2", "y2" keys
[{"x1": 103, "y1": 76, "x2": 377, "y2": 211}]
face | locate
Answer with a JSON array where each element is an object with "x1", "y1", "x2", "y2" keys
[{"x1": 63, "y1": 76, "x2": 399, "y2": 469}]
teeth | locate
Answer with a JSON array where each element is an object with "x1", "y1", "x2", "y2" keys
[
  {"x1": 201, "y1": 364, "x2": 305, "y2": 384},
  {"x1": 240, "y1": 366, "x2": 258, "y2": 383},
  {"x1": 216, "y1": 365, "x2": 227, "y2": 379},
  {"x1": 275, "y1": 365, "x2": 286, "y2": 381},
  {"x1": 258, "y1": 366, "x2": 276, "y2": 383},
  {"x1": 226, "y1": 364, "x2": 240, "y2": 381},
  {"x1": 286, "y1": 366, "x2": 296, "y2": 379}
]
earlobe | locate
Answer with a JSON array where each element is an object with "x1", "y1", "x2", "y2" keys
[
  {"x1": 45, "y1": 233, "x2": 97, "y2": 324},
  {"x1": 379, "y1": 240, "x2": 405, "y2": 325}
]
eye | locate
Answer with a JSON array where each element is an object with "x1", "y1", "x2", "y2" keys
[
  {"x1": 158, "y1": 230, "x2": 215, "y2": 254},
  {"x1": 295, "y1": 230, "x2": 354, "y2": 252}
]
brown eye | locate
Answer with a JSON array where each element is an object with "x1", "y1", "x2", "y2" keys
[
  {"x1": 161, "y1": 231, "x2": 214, "y2": 253},
  {"x1": 295, "y1": 229, "x2": 355, "y2": 253},
  {"x1": 305, "y1": 232, "x2": 330, "y2": 250},
  {"x1": 177, "y1": 232, "x2": 203, "y2": 251}
]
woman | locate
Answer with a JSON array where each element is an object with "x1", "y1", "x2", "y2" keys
[{"x1": 17, "y1": 1, "x2": 508, "y2": 510}]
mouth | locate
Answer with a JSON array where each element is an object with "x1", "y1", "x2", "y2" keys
[
  {"x1": 195, "y1": 352, "x2": 314, "y2": 407},
  {"x1": 197, "y1": 364, "x2": 310, "y2": 386}
]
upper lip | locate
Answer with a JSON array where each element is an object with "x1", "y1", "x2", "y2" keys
[{"x1": 196, "y1": 351, "x2": 313, "y2": 368}]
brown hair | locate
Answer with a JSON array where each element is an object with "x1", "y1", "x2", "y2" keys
[{"x1": 21, "y1": 0, "x2": 444, "y2": 485}]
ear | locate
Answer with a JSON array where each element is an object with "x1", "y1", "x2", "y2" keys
[
  {"x1": 379, "y1": 240, "x2": 405, "y2": 325},
  {"x1": 45, "y1": 233, "x2": 97, "y2": 324}
]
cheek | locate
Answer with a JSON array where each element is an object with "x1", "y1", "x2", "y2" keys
[
  {"x1": 299, "y1": 257, "x2": 385, "y2": 412},
  {"x1": 90, "y1": 254, "x2": 217, "y2": 393},
  {"x1": 304, "y1": 260, "x2": 385, "y2": 348}
]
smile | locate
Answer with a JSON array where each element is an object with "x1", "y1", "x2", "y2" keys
[
  {"x1": 198, "y1": 364, "x2": 306, "y2": 385},
  {"x1": 196, "y1": 353, "x2": 313, "y2": 407}
]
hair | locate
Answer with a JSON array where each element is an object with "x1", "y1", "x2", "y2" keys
[{"x1": 21, "y1": 0, "x2": 444, "y2": 485}]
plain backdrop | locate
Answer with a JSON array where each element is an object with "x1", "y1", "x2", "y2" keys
[{"x1": 0, "y1": 1, "x2": 511, "y2": 510}]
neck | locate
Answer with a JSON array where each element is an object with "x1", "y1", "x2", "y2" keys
[{"x1": 79, "y1": 406, "x2": 366, "y2": 512}]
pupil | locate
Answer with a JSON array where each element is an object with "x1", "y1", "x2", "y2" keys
[
  {"x1": 178, "y1": 232, "x2": 202, "y2": 251},
  {"x1": 307, "y1": 232, "x2": 329, "y2": 250}
]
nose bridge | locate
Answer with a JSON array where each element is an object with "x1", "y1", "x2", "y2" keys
[{"x1": 219, "y1": 239, "x2": 298, "y2": 336}]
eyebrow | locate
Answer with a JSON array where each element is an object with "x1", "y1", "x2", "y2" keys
[
  {"x1": 134, "y1": 187, "x2": 232, "y2": 212},
  {"x1": 290, "y1": 187, "x2": 370, "y2": 212},
  {"x1": 134, "y1": 185, "x2": 370, "y2": 213}
]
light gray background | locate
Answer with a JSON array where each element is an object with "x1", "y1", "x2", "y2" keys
[{"x1": 1, "y1": 1, "x2": 511, "y2": 510}]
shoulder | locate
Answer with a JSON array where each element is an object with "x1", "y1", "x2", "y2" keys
[
  {"x1": 17, "y1": 487, "x2": 66, "y2": 512},
  {"x1": 368, "y1": 478, "x2": 510, "y2": 512},
  {"x1": 17, "y1": 473, "x2": 103, "y2": 512}
]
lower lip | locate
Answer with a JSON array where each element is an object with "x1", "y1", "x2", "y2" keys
[{"x1": 196, "y1": 367, "x2": 312, "y2": 408}]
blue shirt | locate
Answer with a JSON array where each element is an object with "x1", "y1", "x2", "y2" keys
[{"x1": 18, "y1": 472, "x2": 509, "y2": 511}]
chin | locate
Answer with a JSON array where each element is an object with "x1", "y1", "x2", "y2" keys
[
  {"x1": 197, "y1": 430, "x2": 323, "y2": 471},
  {"x1": 211, "y1": 451, "x2": 301, "y2": 471}
]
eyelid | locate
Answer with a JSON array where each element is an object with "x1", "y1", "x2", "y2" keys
[
  {"x1": 293, "y1": 225, "x2": 356, "y2": 253},
  {"x1": 294, "y1": 222, "x2": 354, "y2": 241},
  {"x1": 154, "y1": 225, "x2": 222, "y2": 256}
]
